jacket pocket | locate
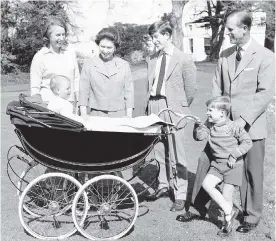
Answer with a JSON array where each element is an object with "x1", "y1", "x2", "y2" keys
[{"x1": 180, "y1": 100, "x2": 188, "y2": 107}]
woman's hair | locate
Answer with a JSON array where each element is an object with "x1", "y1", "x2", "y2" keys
[
  {"x1": 42, "y1": 17, "x2": 67, "y2": 46},
  {"x1": 206, "y1": 96, "x2": 231, "y2": 115},
  {"x1": 148, "y1": 21, "x2": 173, "y2": 37},
  {"x1": 95, "y1": 27, "x2": 121, "y2": 48}
]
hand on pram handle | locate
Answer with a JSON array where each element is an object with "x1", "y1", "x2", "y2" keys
[{"x1": 157, "y1": 108, "x2": 202, "y2": 129}]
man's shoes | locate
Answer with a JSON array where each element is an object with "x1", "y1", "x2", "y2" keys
[
  {"x1": 197, "y1": 206, "x2": 208, "y2": 219},
  {"x1": 176, "y1": 211, "x2": 194, "y2": 222},
  {"x1": 217, "y1": 207, "x2": 238, "y2": 237},
  {"x1": 236, "y1": 221, "x2": 258, "y2": 233},
  {"x1": 147, "y1": 187, "x2": 169, "y2": 201},
  {"x1": 170, "y1": 199, "x2": 185, "y2": 212}
]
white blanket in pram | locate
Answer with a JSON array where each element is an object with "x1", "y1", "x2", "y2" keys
[{"x1": 82, "y1": 114, "x2": 173, "y2": 133}]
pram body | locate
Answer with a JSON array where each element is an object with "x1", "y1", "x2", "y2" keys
[{"x1": 6, "y1": 94, "x2": 198, "y2": 240}]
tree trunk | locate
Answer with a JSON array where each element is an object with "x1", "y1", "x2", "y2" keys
[
  {"x1": 171, "y1": 0, "x2": 189, "y2": 50},
  {"x1": 264, "y1": 2, "x2": 275, "y2": 52}
]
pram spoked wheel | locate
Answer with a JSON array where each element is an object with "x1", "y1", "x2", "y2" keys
[
  {"x1": 18, "y1": 173, "x2": 88, "y2": 240},
  {"x1": 72, "y1": 174, "x2": 138, "y2": 240},
  {"x1": 17, "y1": 162, "x2": 48, "y2": 215}
]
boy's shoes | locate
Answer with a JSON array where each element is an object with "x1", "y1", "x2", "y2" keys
[
  {"x1": 236, "y1": 221, "x2": 257, "y2": 233},
  {"x1": 217, "y1": 225, "x2": 231, "y2": 237},
  {"x1": 170, "y1": 199, "x2": 185, "y2": 212},
  {"x1": 146, "y1": 187, "x2": 169, "y2": 201},
  {"x1": 217, "y1": 207, "x2": 238, "y2": 237}
]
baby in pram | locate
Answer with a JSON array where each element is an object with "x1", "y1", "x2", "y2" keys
[{"x1": 47, "y1": 75, "x2": 171, "y2": 133}]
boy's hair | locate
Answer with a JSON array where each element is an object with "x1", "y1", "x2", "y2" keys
[
  {"x1": 206, "y1": 96, "x2": 231, "y2": 115},
  {"x1": 148, "y1": 21, "x2": 173, "y2": 37},
  {"x1": 50, "y1": 75, "x2": 70, "y2": 95}
]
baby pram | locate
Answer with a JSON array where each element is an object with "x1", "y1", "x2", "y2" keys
[{"x1": 6, "y1": 94, "x2": 199, "y2": 240}]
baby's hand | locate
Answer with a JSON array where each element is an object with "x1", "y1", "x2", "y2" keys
[{"x1": 227, "y1": 155, "x2": 236, "y2": 168}]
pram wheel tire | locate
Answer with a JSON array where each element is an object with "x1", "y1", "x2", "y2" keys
[
  {"x1": 72, "y1": 174, "x2": 138, "y2": 240},
  {"x1": 18, "y1": 173, "x2": 88, "y2": 240},
  {"x1": 17, "y1": 162, "x2": 48, "y2": 216}
]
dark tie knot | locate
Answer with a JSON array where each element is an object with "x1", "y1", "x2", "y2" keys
[{"x1": 236, "y1": 47, "x2": 242, "y2": 61}]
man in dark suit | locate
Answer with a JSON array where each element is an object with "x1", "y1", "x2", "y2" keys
[
  {"x1": 189, "y1": 10, "x2": 275, "y2": 233},
  {"x1": 145, "y1": 21, "x2": 197, "y2": 212}
]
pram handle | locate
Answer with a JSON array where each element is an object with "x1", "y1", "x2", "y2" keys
[{"x1": 157, "y1": 108, "x2": 201, "y2": 129}]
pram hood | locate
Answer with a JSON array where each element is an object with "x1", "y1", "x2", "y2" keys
[{"x1": 6, "y1": 94, "x2": 84, "y2": 132}]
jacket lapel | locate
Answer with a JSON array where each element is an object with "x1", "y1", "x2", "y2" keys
[
  {"x1": 165, "y1": 48, "x2": 179, "y2": 81},
  {"x1": 232, "y1": 40, "x2": 257, "y2": 81},
  {"x1": 108, "y1": 57, "x2": 121, "y2": 77},
  {"x1": 93, "y1": 56, "x2": 120, "y2": 78},
  {"x1": 227, "y1": 48, "x2": 236, "y2": 81},
  {"x1": 148, "y1": 52, "x2": 159, "y2": 92}
]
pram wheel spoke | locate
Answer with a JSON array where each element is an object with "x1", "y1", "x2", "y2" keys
[
  {"x1": 19, "y1": 173, "x2": 88, "y2": 240},
  {"x1": 17, "y1": 162, "x2": 48, "y2": 216},
  {"x1": 72, "y1": 175, "x2": 138, "y2": 240}
]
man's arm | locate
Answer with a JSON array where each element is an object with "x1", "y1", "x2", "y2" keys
[
  {"x1": 182, "y1": 54, "x2": 197, "y2": 106},
  {"x1": 212, "y1": 56, "x2": 223, "y2": 97},
  {"x1": 240, "y1": 53, "x2": 275, "y2": 125},
  {"x1": 229, "y1": 125, "x2": 253, "y2": 159}
]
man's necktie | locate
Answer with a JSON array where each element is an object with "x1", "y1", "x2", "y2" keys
[
  {"x1": 156, "y1": 53, "x2": 166, "y2": 96},
  {"x1": 235, "y1": 47, "x2": 242, "y2": 71}
]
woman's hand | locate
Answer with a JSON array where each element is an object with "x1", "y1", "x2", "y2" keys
[
  {"x1": 79, "y1": 106, "x2": 88, "y2": 117},
  {"x1": 126, "y1": 108, "x2": 132, "y2": 118}
]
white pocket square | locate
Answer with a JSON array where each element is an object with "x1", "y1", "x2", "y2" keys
[{"x1": 244, "y1": 68, "x2": 254, "y2": 71}]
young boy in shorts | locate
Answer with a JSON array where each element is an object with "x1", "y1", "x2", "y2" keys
[{"x1": 193, "y1": 96, "x2": 252, "y2": 237}]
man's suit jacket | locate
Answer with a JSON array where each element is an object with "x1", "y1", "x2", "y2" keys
[
  {"x1": 145, "y1": 47, "x2": 197, "y2": 122},
  {"x1": 212, "y1": 38, "x2": 275, "y2": 139}
]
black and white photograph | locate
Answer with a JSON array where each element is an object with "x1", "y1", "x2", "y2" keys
[{"x1": 1, "y1": 0, "x2": 275, "y2": 240}]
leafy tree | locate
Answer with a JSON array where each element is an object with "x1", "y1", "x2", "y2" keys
[
  {"x1": 261, "y1": 1, "x2": 275, "y2": 52},
  {"x1": 1, "y1": 0, "x2": 72, "y2": 72},
  {"x1": 113, "y1": 22, "x2": 149, "y2": 59},
  {"x1": 190, "y1": 0, "x2": 256, "y2": 60}
]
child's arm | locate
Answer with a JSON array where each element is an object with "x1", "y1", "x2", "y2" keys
[
  {"x1": 229, "y1": 125, "x2": 253, "y2": 160},
  {"x1": 193, "y1": 120, "x2": 210, "y2": 141}
]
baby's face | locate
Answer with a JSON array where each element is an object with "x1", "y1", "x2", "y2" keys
[
  {"x1": 58, "y1": 80, "x2": 71, "y2": 99},
  {"x1": 206, "y1": 106, "x2": 225, "y2": 123}
]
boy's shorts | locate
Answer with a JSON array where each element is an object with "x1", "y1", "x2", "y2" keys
[{"x1": 208, "y1": 159, "x2": 244, "y2": 186}]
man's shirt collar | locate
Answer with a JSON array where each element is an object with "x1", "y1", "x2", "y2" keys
[
  {"x1": 159, "y1": 44, "x2": 174, "y2": 57},
  {"x1": 238, "y1": 37, "x2": 251, "y2": 52}
]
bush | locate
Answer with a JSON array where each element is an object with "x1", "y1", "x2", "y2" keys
[
  {"x1": 113, "y1": 22, "x2": 149, "y2": 59},
  {"x1": 1, "y1": 1, "x2": 70, "y2": 74},
  {"x1": 128, "y1": 50, "x2": 145, "y2": 64},
  {"x1": 1, "y1": 52, "x2": 19, "y2": 74}
]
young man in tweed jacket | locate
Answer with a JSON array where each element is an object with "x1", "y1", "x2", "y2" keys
[{"x1": 145, "y1": 20, "x2": 197, "y2": 212}]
